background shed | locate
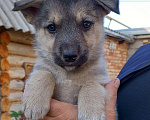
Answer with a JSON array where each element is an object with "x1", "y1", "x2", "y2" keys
[{"x1": 0, "y1": 0, "x2": 150, "y2": 119}]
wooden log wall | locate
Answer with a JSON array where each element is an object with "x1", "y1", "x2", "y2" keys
[
  {"x1": 0, "y1": 31, "x2": 36, "y2": 120},
  {"x1": 0, "y1": 31, "x2": 11, "y2": 119}
]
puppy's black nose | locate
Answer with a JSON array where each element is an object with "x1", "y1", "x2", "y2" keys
[{"x1": 63, "y1": 50, "x2": 78, "y2": 63}]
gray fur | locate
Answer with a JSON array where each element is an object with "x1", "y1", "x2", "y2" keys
[{"x1": 13, "y1": 0, "x2": 119, "y2": 119}]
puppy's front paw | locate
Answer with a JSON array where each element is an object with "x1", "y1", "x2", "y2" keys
[
  {"x1": 78, "y1": 109, "x2": 106, "y2": 120},
  {"x1": 100, "y1": 112, "x2": 106, "y2": 120},
  {"x1": 21, "y1": 94, "x2": 50, "y2": 120}
]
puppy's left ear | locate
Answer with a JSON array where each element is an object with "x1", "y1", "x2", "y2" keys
[
  {"x1": 12, "y1": 0, "x2": 43, "y2": 24},
  {"x1": 95, "y1": 0, "x2": 120, "y2": 14}
]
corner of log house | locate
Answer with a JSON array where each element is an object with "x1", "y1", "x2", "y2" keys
[{"x1": 0, "y1": 30, "x2": 36, "y2": 119}]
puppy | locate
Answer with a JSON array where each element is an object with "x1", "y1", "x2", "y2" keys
[{"x1": 13, "y1": 0, "x2": 119, "y2": 119}]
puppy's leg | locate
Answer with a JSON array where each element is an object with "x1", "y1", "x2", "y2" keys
[
  {"x1": 21, "y1": 71, "x2": 55, "y2": 120},
  {"x1": 78, "y1": 81, "x2": 107, "y2": 120}
]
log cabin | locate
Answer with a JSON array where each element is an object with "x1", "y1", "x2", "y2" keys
[
  {"x1": 0, "y1": 0, "x2": 150, "y2": 119},
  {"x1": 0, "y1": 30, "x2": 36, "y2": 119}
]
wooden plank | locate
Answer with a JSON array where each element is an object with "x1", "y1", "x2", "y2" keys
[
  {"x1": 0, "y1": 85, "x2": 10, "y2": 97},
  {"x1": 9, "y1": 104, "x2": 21, "y2": 113},
  {"x1": 7, "y1": 42, "x2": 36, "y2": 57},
  {"x1": 0, "y1": 58, "x2": 9, "y2": 71},
  {"x1": 7, "y1": 31, "x2": 34, "y2": 45},
  {"x1": 0, "y1": 113, "x2": 11, "y2": 120},
  {"x1": 7, "y1": 55, "x2": 36, "y2": 67},
  {"x1": 0, "y1": 32, "x2": 10, "y2": 45},
  {"x1": 11, "y1": 100, "x2": 22, "y2": 105},
  {"x1": 7, "y1": 67, "x2": 25, "y2": 79},
  {"x1": 9, "y1": 80, "x2": 24, "y2": 91},
  {"x1": 0, "y1": 72, "x2": 10, "y2": 85},
  {"x1": 0, "y1": 97, "x2": 11, "y2": 112},
  {"x1": 8, "y1": 92, "x2": 23, "y2": 101},
  {"x1": 24, "y1": 62, "x2": 34, "y2": 79},
  {"x1": 0, "y1": 45, "x2": 8, "y2": 58}
]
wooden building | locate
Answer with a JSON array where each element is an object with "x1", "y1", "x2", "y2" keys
[
  {"x1": 0, "y1": 0, "x2": 150, "y2": 119},
  {"x1": 0, "y1": 31, "x2": 36, "y2": 120},
  {"x1": 0, "y1": 0, "x2": 36, "y2": 119}
]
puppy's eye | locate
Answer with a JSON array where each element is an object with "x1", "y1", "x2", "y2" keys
[
  {"x1": 47, "y1": 24, "x2": 56, "y2": 33},
  {"x1": 83, "y1": 21, "x2": 93, "y2": 29}
]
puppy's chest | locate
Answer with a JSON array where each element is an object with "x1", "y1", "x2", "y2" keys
[{"x1": 52, "y1": 79, "x2": 82, "y2": 105}]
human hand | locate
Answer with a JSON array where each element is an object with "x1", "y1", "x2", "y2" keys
[
  {"x1": 44, "y1": 78, "x2": 120, "y2": 120},
  {"x1": 105, "y1": 78, "x2": 120, "y2": 120},
  {"x1": 44, "y1": 99, "x2": 78, "y2": 120}
]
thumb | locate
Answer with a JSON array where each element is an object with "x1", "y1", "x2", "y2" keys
[
  {"x1": 105, "y1": 78, "x2": 120, "y2": 118},
  {"x1": 106, "y1": 78, "x2": 120, "y2": 99}
]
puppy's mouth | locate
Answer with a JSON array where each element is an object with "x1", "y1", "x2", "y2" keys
[
  {"x1": 53, "y1": 53, "x2": 88, "y2": 70},
  {"x1": 64, "y1": 66, "x2": 76, "y2": 71}
]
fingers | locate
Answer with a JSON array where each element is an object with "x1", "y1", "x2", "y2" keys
[
  {"x1": 44, "y1": 101, "x2": 78, "y2": 120},
  {"x1": 44, "y1": 99, "x2": 68, "y2": 120},
  {"x1": 43, "y1": 116, "x2": 52, "y2": 120},
  {"x1": 105, "y1": 78, "x2": 120, "y2": 120},
  {"x1": 48, "y1": 99, "x2": 68, "y2": 117},
  {"x1": 106, "y1": 78, "x2": 120, "y2": 100},
  {"x1": 47, "y1": 99, "x2": 77, "y2": 118},
  {"x1": 43, "y1": 116, "x2": 61, "y2": 120}
]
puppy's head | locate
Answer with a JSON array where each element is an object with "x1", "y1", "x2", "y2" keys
[{"x1": 13, "y1": 0, "x2": 119, "y2": 70}]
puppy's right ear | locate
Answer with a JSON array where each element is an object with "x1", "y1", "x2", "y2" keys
[
  {"x1": 13, "y1": 0, "x2": 43, "y2": 24},
  {"x1": 95, "y1": 0, "x2": 120, "y2": 14}
]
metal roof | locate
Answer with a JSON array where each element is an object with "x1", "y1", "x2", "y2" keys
[
  {"x1": 118, "y1": 27, "x2": 150, "y2": 36},
  {"x1": 0, "y1": 0, "x2": 35, "y2": 34},
  {"x1": 105, "y1": 28, "x2": 134, "y2": 43}
]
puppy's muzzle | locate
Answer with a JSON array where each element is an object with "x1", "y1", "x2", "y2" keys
[
  {"x1": 61, "y1": 44, "x2": 79, "y2": 65},
  {"x1": 62, "y1": 50, "x2": 78, "y2": 63},
  {"x1": 53, "y1": 43, "x2": 88, "y2": 69}
]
